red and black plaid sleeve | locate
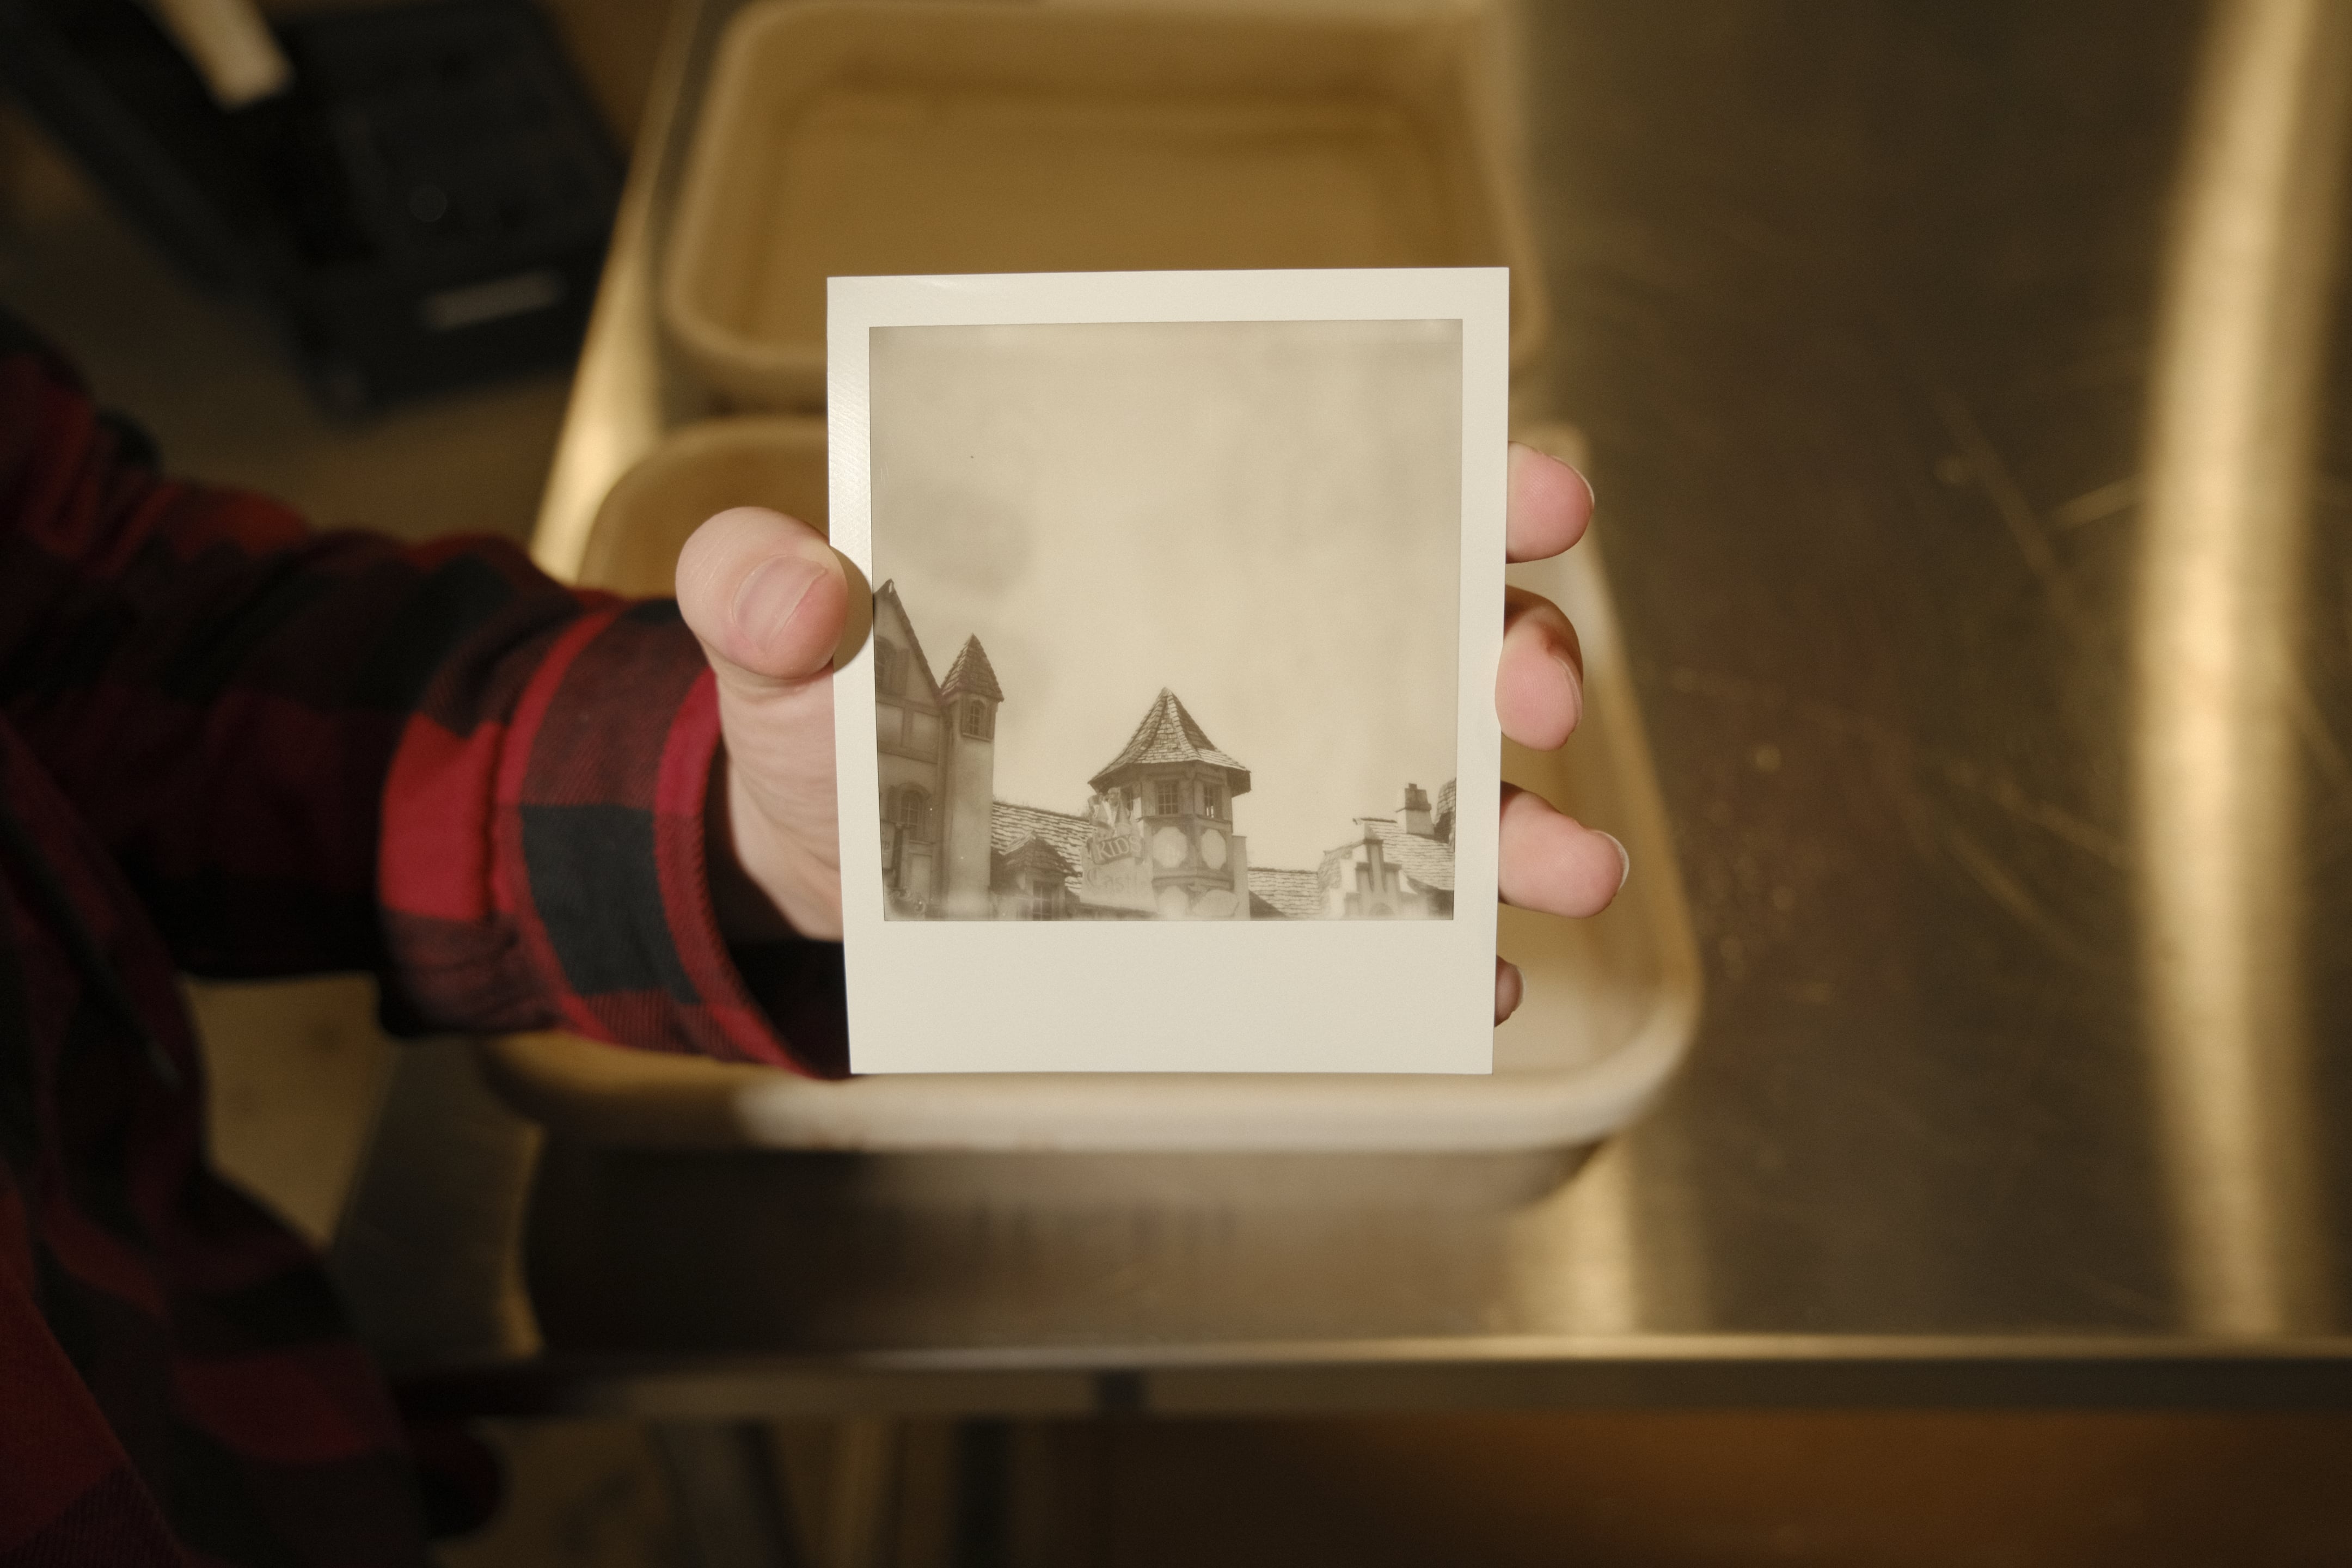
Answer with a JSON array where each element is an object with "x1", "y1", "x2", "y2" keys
[
  {"x1": 0, "y1": 317, "x2": 840, "y2": 1073},
  {"x1": 0, "y1": 314, "x2": 854, "y2": 1565}
]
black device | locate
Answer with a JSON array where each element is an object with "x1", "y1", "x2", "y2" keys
[{"x1": 0, "y1": 0, "x2": 622, "y2": 410}]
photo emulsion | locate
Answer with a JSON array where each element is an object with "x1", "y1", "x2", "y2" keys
[{"x1": 869, "y1": 318, "x2": 1462, "y2": 922}]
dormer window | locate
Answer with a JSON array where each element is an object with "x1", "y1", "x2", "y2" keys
[{"x1": 960, "y1": 697, "x2": 992, "y2": 739}]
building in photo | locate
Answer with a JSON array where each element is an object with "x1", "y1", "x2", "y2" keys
[
  {"x1": 875, "y1": 582, "x2": 1453, "y2": 921},
  {"x1": 1315, "y1": 781, "x2": 1457, "y2": 918}
]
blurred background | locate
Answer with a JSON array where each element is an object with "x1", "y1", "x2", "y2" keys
[{"x1": 11, "y1": 0, "x2": 2352, "y2": 1563}]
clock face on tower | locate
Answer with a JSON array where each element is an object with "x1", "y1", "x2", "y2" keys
[
  {"x1": 1150, "y1": 825, "x2": 1189, "y2": 869},
  {"x1": 1199, "y1": 828, "x2": 1227, "y2": 869}
]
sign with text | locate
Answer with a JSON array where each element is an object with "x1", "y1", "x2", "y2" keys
[{"x1": 1080, "y1": 823, "x2": 1156, "y2": 912}]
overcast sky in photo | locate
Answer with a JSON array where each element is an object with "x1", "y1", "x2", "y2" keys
[{"x1": 870, "y1": 318, "x2": 1461, "y2": 873}]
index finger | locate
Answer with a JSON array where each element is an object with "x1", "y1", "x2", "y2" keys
[{"x1": 1507, "y1": 443, "x2": 1596, "y2": 563}]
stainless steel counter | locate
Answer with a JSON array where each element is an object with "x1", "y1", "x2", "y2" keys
[{"x1": 349, "y1": 0, "x2": 2352, "y2": 1415}]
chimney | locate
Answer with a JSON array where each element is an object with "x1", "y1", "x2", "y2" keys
[{"x1": 1400, "y1": 782, "x2": 1432, "y2": 838}]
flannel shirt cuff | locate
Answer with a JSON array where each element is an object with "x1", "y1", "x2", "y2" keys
[{"x1": 490, "y1": 601, "x2": 840, "y2": 1073}]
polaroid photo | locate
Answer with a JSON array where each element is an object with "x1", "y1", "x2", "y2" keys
[{"x1": 829, "y1": 269, "x2": 1506, "y2": 1074}]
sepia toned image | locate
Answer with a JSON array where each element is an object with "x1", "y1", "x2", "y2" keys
[{"x1": 869, "y1": 318, "x2": 1463, "y2": 923}]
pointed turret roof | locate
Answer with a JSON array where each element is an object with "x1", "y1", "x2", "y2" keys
[
  {"x1": 939, "y1": 635, "x2": 1002, "y2": 702},
  {"x1": 1089, "y1": 688, "x2": 1251, "y2": 794}
]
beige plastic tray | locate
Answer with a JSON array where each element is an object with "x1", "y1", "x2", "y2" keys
[
  {"x1": 573, "y1": 414, "x2": 830, "y2": 587},
  {"x1": 660, "y1": 1, "x2": 1552, "y2": 408},
  {"x1": 483, "y1": 419, "x2": 1700, "y2": 1154}
]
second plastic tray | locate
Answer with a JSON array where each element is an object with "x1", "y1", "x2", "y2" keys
[{"x1": 659, "y1": 1, "x2": 1552, "y2": 408}]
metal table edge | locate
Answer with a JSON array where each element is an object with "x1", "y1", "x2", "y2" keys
[{"x1": 394, "y1": 1334, "x2": 2352, "y2": 1419}]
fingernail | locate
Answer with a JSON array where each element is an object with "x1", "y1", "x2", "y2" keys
[
  {"x1": 734, "y1": 554, "x2": 825, "y2": 642},
  {"x1": 1599, "y1": 830, "x2": 1631, "y2": 892},
  {"x1": 1494, "y1": 958, "x2": 1524, "y2": 1024},
  {"x1": 1553, "y1": 652, "x2": 1583, "y2": 732}
]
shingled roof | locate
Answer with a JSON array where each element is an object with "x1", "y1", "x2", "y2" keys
[
  {"x1": 1088, "y1": 688, "x2": 1250, "y2": 794},
  {"x1": 1246, "y1": 867, "x2": 1325, "y2": 920},
  {"x1": 993, "y1": 835, "x2": 1074, "y2": 882},
  {"x1": 939, "y1": 635, "x2": 1002, "y2": 702},
  {"x1": 989, "y1": 801, "x2": 1095, "y2": 893},
  {"x1": 1321, "y1": 817, "x2": 1456, "y2": 893},
  {"x1": 1369, "y1": 818, "x2": 1455, "y2": 892}
]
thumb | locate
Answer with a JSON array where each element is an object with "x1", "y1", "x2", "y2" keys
[{"x1": 675, "y1": 506, "x2": 849, "y2": 687}]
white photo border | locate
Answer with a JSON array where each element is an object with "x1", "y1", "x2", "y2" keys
[{"x1": 829, "y1": 269, "x2": 1506, "y2": 1074}]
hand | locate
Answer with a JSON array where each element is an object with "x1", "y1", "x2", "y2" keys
[
  {"x1": 676, "y1": 507, "x2": 850, "y2": 944},
  {"x1": 1492, "y1": 444, "x2": 1629, "y2": 1021},
  {"x1": 674, "y1": 442, "x2": 1627, "y2": 1021}
]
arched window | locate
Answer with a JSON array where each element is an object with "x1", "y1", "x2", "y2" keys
[
  {"x1": 960, "y1": 697, "x2": 991, "y2": 739},
  {"x1": 874, "y1": 640, "x2": 903, "y2": 696},
  {"x1": 892, "y1": 786, "x2": 932, "y2": 842}
]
